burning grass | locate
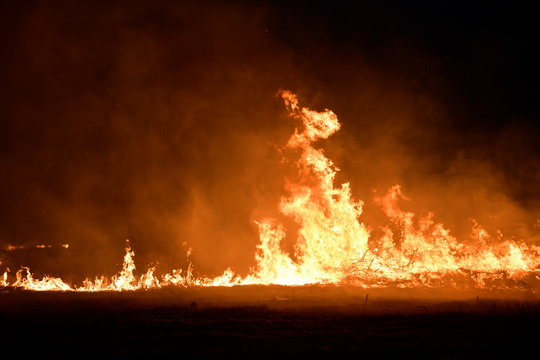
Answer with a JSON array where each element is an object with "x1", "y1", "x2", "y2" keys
[{"x1": 1, "y1": 91, "x2": 539, "y2": 292}]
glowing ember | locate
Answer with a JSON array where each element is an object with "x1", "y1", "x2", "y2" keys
[
  {"x1": 2, "y1": 243, "x2": 69, "y2": 251},
  {"x1": 1, "y1": 91, "x2": 539, "y2": 291}
]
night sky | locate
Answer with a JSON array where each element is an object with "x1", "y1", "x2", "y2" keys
[{"x1": 0, "y1": 1, "x2": 538, "y2": 279}]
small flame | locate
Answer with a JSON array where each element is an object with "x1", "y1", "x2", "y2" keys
[{"x1": 2, "y1": 243, "x2": 69, "y2": 251}]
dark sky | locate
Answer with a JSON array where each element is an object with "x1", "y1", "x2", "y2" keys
[{"x1": 0, "y1": 1, "x2": 538, "y2": 278}]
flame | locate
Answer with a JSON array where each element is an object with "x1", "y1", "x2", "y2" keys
[
  {"x1": 238, "y1": 91, "x2": 370, "y2": 285},
  {"x1": 363, "y1": 186, "x2": 539, "y2": 286},
  {"x1": 1, "y1": 269, "x2": 9, "y2": 287},
  {"x1": 1, "y1": 90, "x2": 539, "y2": 291},
  {"x1": 12, "y1": 267, "x2": 72, "y2": 291},
  {"x1": 2, "y1": 243, "x2": 69, "y2": 251},
  {"x1": 79, "y1": 245, "x2": 163, "y2": 291}
]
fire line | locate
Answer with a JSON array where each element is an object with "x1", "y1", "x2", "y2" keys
[{"x1": 1, "y1": 91, "x2": 539, "y2": 291}]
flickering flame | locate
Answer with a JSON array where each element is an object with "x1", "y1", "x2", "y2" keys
[
  {"x1": 1, "y1": 91, "x2": 539, "y2": 291},
  {"x1": 1, "y1": 269, "x2": 9, "y2": 287},
  {"x1": 240, "y1": 90, "x2": 369, "y2": 285}
]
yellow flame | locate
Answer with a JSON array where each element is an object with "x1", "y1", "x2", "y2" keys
[
  {"x1": 12, "y1": 267, "x2": 72, "y2": 291},
  {"x1": 1, "y1": 269, "x2": 9, "y2": 287}
]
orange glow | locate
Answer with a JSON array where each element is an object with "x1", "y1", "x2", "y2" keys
[{"x1": 1, "y1": 91, "x2": 539, "y2": 291}]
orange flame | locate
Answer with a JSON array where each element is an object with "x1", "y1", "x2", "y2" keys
[{"x1": 1, "y1": 91, "x2": 539, "y2": 291}]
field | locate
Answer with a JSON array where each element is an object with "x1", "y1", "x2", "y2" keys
[{"x1": 1, "y1": 285, "x2": 538, "y2": 357}]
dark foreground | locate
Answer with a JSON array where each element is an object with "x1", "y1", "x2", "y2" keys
[{"x1": 1, "y1": 286, "x2": 538, "y2": 357}]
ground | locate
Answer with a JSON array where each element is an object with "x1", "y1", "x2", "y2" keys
[{"x1": 1, "y1": 286, "x2": 538, "y2": 357}]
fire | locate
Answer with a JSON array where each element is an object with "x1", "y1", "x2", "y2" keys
[
  {"x1": 12, "y1": 267, "x2": 72, "y2": 291},
  {"x1": 2, "y1": 243, "x2": 68, "y2": 251},
  {"x1": 79, "y1": 245, "x2": 156, "y2": 291},
  {"x1": 1, "y1": 91, "x2": 539, "y2": 291},
  {"x1": 1, "y1": 269, "x2": 8, "y2": 287},
  {"x1": 241, "y1": 91, "x2": 370, "y2": 285},
  {"x1": 365, "y1": 186, "x2": 539, "y2": 286}
]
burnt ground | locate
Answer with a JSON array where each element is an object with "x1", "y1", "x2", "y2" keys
[{"x1": 1, "y1": 286, "x2": 538, "y2": 357}]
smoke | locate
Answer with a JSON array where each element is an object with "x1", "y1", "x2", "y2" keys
[{"x1": 0, "y1": 1, "x2": 538, "y2": 280}]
